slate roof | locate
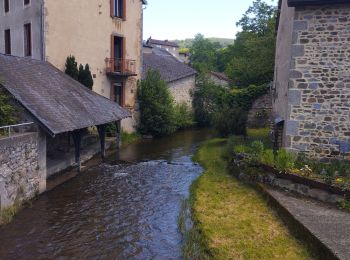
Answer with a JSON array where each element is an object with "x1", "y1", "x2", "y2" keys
[
  {"x1": 288, "y1": 0, "x2": 350, "y2": 6},
  {"x1": 142, "y1": 49, "x2": 196, "y2": 83},
  {"x1": 0, "y1": 54, "x2": 130, "y2": 137},
  {"x1": 209, "y1": 71, "x2": 230, "y2": 82},
  {"x1": 146, "y1": 38, "x2": 179, "y2": 48}
]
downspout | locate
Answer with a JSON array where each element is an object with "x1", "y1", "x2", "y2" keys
[{"x1": 41, "y1": 0, "x2": 46, "y2": 61}]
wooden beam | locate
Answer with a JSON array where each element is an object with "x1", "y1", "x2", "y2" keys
[
  {"x1": 72, "y1": 129, "x2": 82, "y2": 172},
  {"x1": 97, "y1": 124, "x2": 107, "y2": 159},
  {"x1": 115, "y1": 121, "x2": 121, "y2": 148}
]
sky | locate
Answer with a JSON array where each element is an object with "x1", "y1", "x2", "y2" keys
[{"x1": 143, "y1": 0, "x2": 275, "y2": 41}]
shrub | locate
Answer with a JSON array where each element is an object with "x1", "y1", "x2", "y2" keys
[
  {"x1": 250, "y1": 140, "x2": 264, "y2": 162},
  {"x1": 78, "y1": 64, "x2": 94, "y2": 90},
  {"x1": 234, "y1": 145, "x2": 250, "y2": 154},
  {"x1": 212, "y1": 105, "x2": 247, "y2": 137},
  {"x1": 174, "y1": 103, "x2": 195, "y2": 130},
  {"x1": 0, "y1": 86, "x2": 16, "y2": 127},
  {"x1": 275, "y1": 149, "x2": 297, "y2": 172},
  {"x1": 138, "y1": 70, "x2": 177, "y2": 137},
  {"x1": 261, "y1": 149, "x2": 274, "y2": 167}
]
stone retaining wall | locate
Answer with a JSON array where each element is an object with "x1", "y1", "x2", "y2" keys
[
  {"x1": 0, "y1": 132, "x2": 46, "y2": 209},
  {"x1": 286, "y1": 5, "x2": 350, "y2": 159}
]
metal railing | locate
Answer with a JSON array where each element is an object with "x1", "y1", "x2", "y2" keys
[
  {"x1": 105, "y1": 58, "x2": 137, "y2": 75},
  {"x1": 0, "y1": 122, "x2": 35, "y2": 137}
]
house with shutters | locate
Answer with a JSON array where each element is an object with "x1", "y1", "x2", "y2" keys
[
  {"x1": 0, "y1": 0, "x2": 146, "y2": 132},
  {"x1": 273, "y1": 0, "x2": 350, "y2": 160}
]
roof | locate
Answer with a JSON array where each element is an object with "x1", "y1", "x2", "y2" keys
[
  {"x1": 146, "y1": 38, "x2": 179, "y2": 48},
  {"x1": 209, "y1": 71, "x2": 230, "y2": 82},
  {"x1": 0, "y1": 54, "x2": 130, "y2": 137},
  {"x1": 142, "y1": 49, "x2": 196, "y2": 83},
  {"x1": 288, "y1": 0, "x2": 350, "y2": 6}
]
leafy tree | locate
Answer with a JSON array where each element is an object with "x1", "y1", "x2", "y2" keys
[
  {"x1": 137, "y1": 70, "x2": 177, "y2": 137},
  {"x1": 78, "y1": 64, "x2": 94, "y2": 90},
  {"x1": 189, "y1": 34, "x2": 220, "y2": 73},
  {"x1": 224, "y1": 0, "x2": 277, "y2": 87},
  {"x1": 65, "y1": 55, "x2": 79, "y2": 80},
  {"x1": 0, "y1": 86, "x2": 15, "y2": 127},
  {"x1": 192, "y1": 74, "x2": 231, "y2": 127},
  {"x1": 212, "y1": 105, "x2": 247, "y2": 137}
]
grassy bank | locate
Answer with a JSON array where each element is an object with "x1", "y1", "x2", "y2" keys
[
  {"x1": 121, "y1": 131, "x2": 141, "y2": 147},
  {"x1": 186, "y1": 138, "x2": 312, "y2": 259}
]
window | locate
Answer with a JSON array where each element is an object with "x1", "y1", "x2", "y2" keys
[
  {"x1": 4, "y1": 29, "x2": 11, "y2": 55},
  {"x1": 24, "y1": 23, "x2": 32, "y2": 56},
  {"x1": 4, "y1": 0, "x2": 9, "y2": 13},
  {"x1": 111, "y1": 0, "x2": 125, "y2": 19},
  {"x1": 112, "y1": 82, "x2": 124, "y2": 106},
  {"x1": 24, "y1": 0, "x2": 30, "y2": 5}
]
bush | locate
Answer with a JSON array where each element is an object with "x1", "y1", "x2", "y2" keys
[
  {"x1": 138, "y1": 70, "x2": 177, "y2": 137},
  {"x1": 234, "y1": 145, "x2": 250, "y2": 154},
  {"x1": 250, "y1": 141, "x2": 264, "y2": 162},
  {"x1": 174, "y1": 103, "x2": 195, "y2": 130},
  {"x1": 65, "y1": 55, "x2": 79, "y2": 80},
  {"x1": 275, "y1": 149, "x2": 297, "y2": 172},
  {"x1": 212, "y1": 105, "x2": 247, "y2": 137},
  {"x1": 0, "y1": 86, "x2": 16, "y2": 127},
  {"x1": 261, "y1": 149, "x2": 274, "y2": 167},
  {"x1": 78, "y1": 64, "x2": 94, "y2": 90}
]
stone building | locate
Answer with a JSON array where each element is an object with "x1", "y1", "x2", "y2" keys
[
  {"x1": 142, "y1": 47, "x2": 197, "y2": 106},
  {"x1": 0, "y1": 0, "x2": 146, "y2": 132},
  {"x1": 208, "y1": 71, "x2": 231, "y2": 88},
  {"x1": 146, "y1": 37, "x2": 181, "y2": 61},
  {"x1": 273, "y1": 0, "x2": 350, "y2": 159},
  {"x1": 0, "y1": 54, "x2": 129, "y2": 209}
]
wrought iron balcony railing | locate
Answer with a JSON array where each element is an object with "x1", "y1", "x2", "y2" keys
[{"x1": 105, "y1": 58, "x2": 137, "y2": 76}]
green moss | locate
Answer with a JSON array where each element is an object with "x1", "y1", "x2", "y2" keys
[
  {"x1": 0, "y1": 200, "x2": 23, "y2": 226},
  {"x1": 189, "y1": 139, "x2": 312, "y2": 259}
]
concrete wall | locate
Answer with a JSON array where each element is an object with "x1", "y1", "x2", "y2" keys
[
  {"x1": 43, "y1": 0, "x2": 143, "y2": 132},
  {"x1": 273, "y1": 0, "x2": 295, "y2": 138},
  {"x1": 169, "y1": 75, "x2": 195, "y2": 107},
  {"x1": 285, "y1": 4, "x2": 350, "y2": 160},
  {"x1": 0, "y1": 131, "x2": 46, "y2": 209},
  {"x1": 0, "y1": 0, "x2": 43, "y2": 59}
]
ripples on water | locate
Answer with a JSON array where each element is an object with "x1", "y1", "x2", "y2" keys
[{"x1": 0, "y1": 129, "x2": 213, "y2": 259}]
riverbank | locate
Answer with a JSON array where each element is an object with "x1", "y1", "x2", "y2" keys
[{"x1": 187, "y1": 139, "x2": 312, "y2": 259}]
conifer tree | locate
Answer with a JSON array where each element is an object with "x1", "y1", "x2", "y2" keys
[{"x1": 64, "y1": 55, "x2": 79, "y2": 80}]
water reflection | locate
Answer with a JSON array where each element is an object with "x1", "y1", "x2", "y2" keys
[{"x1": 0, "y1": 128, "x2": 214, "y2": 259}]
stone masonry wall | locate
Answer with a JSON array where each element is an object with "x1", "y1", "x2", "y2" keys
[
  {"x1": 247, "y1": 93, "x2": 272, "y2": 128},
  {"x1": 286, "y1": 5, "x2": 350, "y2": 160},
  {"x1": 0, "y1": 133, "x2": 46, "y2": 209},
  {"x1": 169, "y1": 75, "x2": 196, "y2": 107}
]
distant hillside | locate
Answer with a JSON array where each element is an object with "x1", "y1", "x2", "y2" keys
[{"x1": 174, "y1": 38, "x2": 235, "y2": 48}]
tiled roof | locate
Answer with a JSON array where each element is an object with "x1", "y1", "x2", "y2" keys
[
  {"x1": 288, "y1": 0, "x2": 350, "y2": 6},
  {"x1": 0, "y1": 54, "x2": 130, "y2": 136},
  {"x1": 147, "y1": 38, "x2": 179, "y2": 48},
  {"x1": 142, "y1": 49, "x2": 196, "y2": 83},
  {"x1": 209, "y1": 71, "x2": 230, "y2": 82}
]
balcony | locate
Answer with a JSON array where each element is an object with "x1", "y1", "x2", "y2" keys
[{"x1": 105, "y1": 58, "x2": 137, "y2": 77}]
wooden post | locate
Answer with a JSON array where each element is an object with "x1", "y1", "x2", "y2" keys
[
  {"x1": 72, "y1": 129, "x2": 82, "y2": 172},
  {"x1": 97, "y1": 124, "x2": 107, "y2": 159},
  {"x1": 115, "y1": 121, "x2": 121, "y2": 148}
]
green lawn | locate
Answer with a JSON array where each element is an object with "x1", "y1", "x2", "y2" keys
[{"x1": 189, "y1": 138, "x2": 312, "y2": 259}]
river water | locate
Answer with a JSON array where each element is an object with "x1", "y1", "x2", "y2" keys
[{"x1": 0, "y1": 129, "x2": 214, "y2": 259}]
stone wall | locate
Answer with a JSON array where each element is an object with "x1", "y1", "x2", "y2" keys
[
  {"x1": 169, "y1": 75, "x2": 196, "y2": 107},
  {"x1": 285, "y1": 4, "x2": 350, "y2": 160},
  {"x1": 247, "y1": 93, "x2": 272, "y2": 128},
  {"x1": 0, "y1": 132, "x2": 46, "y2": 209}
]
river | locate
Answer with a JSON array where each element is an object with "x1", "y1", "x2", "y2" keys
[{"x1": 0, "y1": 128, "x2": 214, "y2": 259}]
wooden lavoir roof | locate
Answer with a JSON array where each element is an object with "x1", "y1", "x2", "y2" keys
[
  {"x1": 288, "y1": 0, "x2": 350, "y2": 6},
  {"x1": 0, "y1": 54, "x2": 130, "y2": 137}
]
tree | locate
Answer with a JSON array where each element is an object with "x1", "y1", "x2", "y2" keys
[
  {"x1": 65, "y1": 55, "x2": 79, "y2": 80},
  {"x1": 78, "y1": 64, "x2": 94, "y2": 90},
  {"x1": 223, "y1": 0, "x2": 277, "y2": 87},
  {"x1": 0, "y1": 86, "x2": 15, "y2": 126},
  {"x1": 189, "y1": 34, "x2": 220, "y2": 73},
  {"x1": 137, "y1": 70, "x2": 177, "y2": 137}
]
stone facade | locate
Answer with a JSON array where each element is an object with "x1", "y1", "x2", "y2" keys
[
  {"x1": 0, "y1": 0, "x2": 145, "y2": 133},
  {"x1": 247, "y1": 93, "x2": 272, "y2": 128},
  {"x1": 169, "y1": 76, "x2": 196, "y2": 107},
  {"x1": 0, "y1": 132, "x2": 46, "y2": 209},
  {"x1": 274, "y1": 1, "x2": 350, "y2": 159}
]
